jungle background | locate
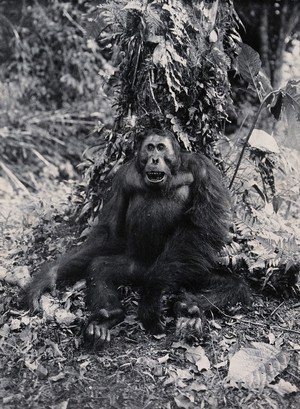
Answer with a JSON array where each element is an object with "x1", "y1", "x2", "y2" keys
[{"x1": 0, "y1": 0, "x2": 300, "y2": 408}]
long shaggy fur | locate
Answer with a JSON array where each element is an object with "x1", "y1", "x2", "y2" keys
[{"x1": 24, "y1": 130, "x2": 250, "y2": 337}]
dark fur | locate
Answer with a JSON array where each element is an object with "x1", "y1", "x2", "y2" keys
[{"x1": 25, "y1": 130, "x2": 250, "y2": 336}]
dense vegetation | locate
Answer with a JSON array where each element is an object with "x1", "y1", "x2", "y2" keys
[{"x1": 0, "y1": 1, "x2": 300, "y2": 408}]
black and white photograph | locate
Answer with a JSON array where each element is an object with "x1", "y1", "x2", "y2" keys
[{"x1": 0, "y1": 1, "x2": 299, "y2": 408}]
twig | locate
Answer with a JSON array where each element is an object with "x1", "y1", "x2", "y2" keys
[
  {"x1": 31, "y1": 149, "x2": 54, "y2": 167},
  {"x1": 229, "y1": 91, "x2": 274, "y2": 189},
  {"x1": 222, "y1": 309, "x2": 300, "y2": 336},
  {"x1": 235, "y1": 318, "x2": 300, "y2": 336},
  {"x1": 148, "y1": 75, "x2": 162, "y2": 114},
  {"x1": 200, "y1": 294, "x2": 300, "y2": 336},
  {"x1": 0, "y1": 162, "x2": 31, "y2": 196},
  {"x1": 132, "y1": 42, "x2": 142, "y2": 88},
  {"x1": 270, "y1": 301, "x2": 285, "y2": 316},
  {"x1": 0, "y1": 15, "x2": 20, "y2": 41},
  {"x1": 29, "y1": 125, "x2": 66, "y2": 146},
  {"x1": 286, "y1": 370, "x2": 300, "y2": 382},
  {"x1": 63, "y1": 8, "x2": 85, "y2": 35}
]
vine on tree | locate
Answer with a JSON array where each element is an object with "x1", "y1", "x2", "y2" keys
[
  {"x1": 83, "y1": 0, "x2": 241, "y2": 215},
  {"x1": 81, "y1": 1, "x2": 300, "y2": 295}
]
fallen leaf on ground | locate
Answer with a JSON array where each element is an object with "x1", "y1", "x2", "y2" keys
[
  {"x1": 174, "y1": 393, "x2": 194, "y2": 409},
  {"x1": 0, "y1": 266, "x2": 31, "y2": 288},
  {"x1": 226, "y1": 342, "x2": 290, "y2": 392},
  {"x1": 269, "y1": 379, "x2": 298, "y2": 396},
  {"x1": 186, "y1": 345, "x2": 210, "y2": 371}
]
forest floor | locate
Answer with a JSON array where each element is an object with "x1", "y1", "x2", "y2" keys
[{"x1": 1, "y1": 151, "x2": 300, "y2": 409}]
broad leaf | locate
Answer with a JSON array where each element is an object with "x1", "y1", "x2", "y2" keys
[
  {"x1": 248, "y1": 129, "x2": 280, "y2": 153},
  {"x1": 227, "y1": 342, "x2": 290, "y2": 392},
  {"x1": 185, "y1": 346, "x2": 210, "y2": 371},
  {"x1": 238, "y1": 44, "x2": 272, "y2": 100},
  {"x1": 238, "y1": 44, "x2": 261, "y2": 90}
]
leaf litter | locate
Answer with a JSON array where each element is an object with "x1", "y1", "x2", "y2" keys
[{"x1": 1, "y1": 171, "x2": 300, "y2": 408}]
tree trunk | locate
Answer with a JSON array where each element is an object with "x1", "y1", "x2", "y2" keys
[{"x1": 259, "y1": 4, "x2": 270, "y2": 79}]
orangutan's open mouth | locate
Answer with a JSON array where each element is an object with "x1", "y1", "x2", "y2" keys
[{"x1": 146, "y1": 171, "x2": 166, "y2": 183}]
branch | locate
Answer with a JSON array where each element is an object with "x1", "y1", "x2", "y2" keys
[
  {"x1": 0, "y1": 162, "x2": 31, "y2": 195},
  {"x1": 229, "y1": 92, "x2": 274, "y2": 189},
  {"x1": 202, "y1": 294, "x2": 300, "y2": 336},
  {"x1": 63, "y1": 8, "x2": 85, "y2": 35}
]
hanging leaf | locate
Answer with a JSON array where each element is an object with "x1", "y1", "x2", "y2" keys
[
  {"x1": 167, "y1": 114, "x2": 191, "y2": 150},
  {"x1": 209, "y1": 29, "x2": 218, "y2": 43},
  {"x1": 198, "y1": 0, "x2": 219, "y2": 30},
  {"x1": 282, "y1": 79, "x2": 300, "y2": 144},
  {"x1": 162, "y1": 2, "x2": 189, "y2": 43},
  {"x1": 237, "y1": 43, "x2": 273, "y2": 101},
  {"x1": 227, "y1": 342, "x2": 290, "y2": 393},
  {"x1": 270, "y1": 91, "x2": 283, "y2": 120},
  {"x1": 152, "y1": 39, "x2": 168, "y2": 66},
  {"x1": 237, "y1": 43, "x2": 261, "y2": 89}
]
